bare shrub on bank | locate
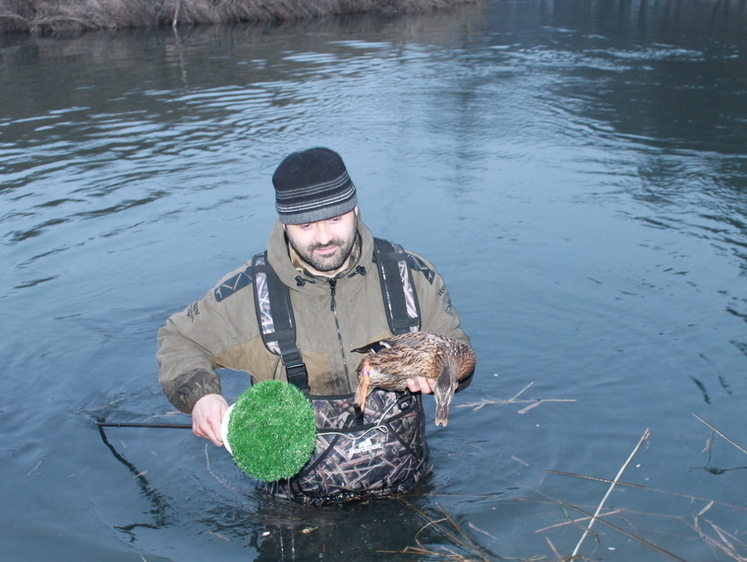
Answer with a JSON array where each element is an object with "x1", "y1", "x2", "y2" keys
[{"x1": 0, "y1": 0, "x2": 482, "y2": 34}]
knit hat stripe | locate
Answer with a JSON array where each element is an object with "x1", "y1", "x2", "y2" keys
[
  {"x1": 277, "y1": 183, "x2": 356, "y2": 213},
  {"x1": 275, "y1": 171, "x2": 352, "y2": 202},
  {"x1": 272, "y1": 147, "x2": 359, "y2": 225}
]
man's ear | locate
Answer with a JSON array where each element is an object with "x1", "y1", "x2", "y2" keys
[{"x1": 354, "y1": 206, "x2": 360, "y2": 217}]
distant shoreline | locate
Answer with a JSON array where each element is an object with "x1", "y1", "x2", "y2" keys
[{"x1": 0, "y1": 0, "x2": 482, "y2": 34}]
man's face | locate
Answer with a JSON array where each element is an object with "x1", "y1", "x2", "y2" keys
[{"x1": 285, "y1": 209, "x2": 358, "y2": 277}]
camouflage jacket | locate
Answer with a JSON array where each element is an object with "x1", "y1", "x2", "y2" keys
[{"x1": 157, "y1": 219, "x2": 470, "y2": 413}]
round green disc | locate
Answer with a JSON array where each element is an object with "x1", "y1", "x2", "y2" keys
[{"x1": 225, "y1": 380, "x2": 316, "y2": 481}]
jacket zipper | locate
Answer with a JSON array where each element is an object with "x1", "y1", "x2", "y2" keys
[{"x1": 328, "y1": 278, "x2": 349, "y2": 379}]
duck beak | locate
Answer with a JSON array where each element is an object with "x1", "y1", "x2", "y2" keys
[
  {"x1": 434, "y1": 403, "x2": 450, "y2": 427},
  {"x1": 434, "y1": 365, "x2": 457, "y2": 427}
]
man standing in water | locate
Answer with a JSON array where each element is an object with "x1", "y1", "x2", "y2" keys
[{"x1": 157, "y1": 147, "x2": 472, "y2": 503}]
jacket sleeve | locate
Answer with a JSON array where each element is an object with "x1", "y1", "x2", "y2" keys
[
  {"x1": 157, "y1": 265, "x2": 256, "y2": 413},
  {"x1": 157, "y1": 310, "x2": 220, "y2": 414}
]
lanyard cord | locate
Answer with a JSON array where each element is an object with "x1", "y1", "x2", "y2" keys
[{"x1": 316, "y1": 396, "x2": 402, "y2": 440}]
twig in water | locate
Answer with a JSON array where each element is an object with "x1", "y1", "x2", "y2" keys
[
  {"x1": 398, "y1": 499, "x2": 490, "y2": 561},
  {"x1": 705, "y1": 521, "x2": 747, "y2": 561},
  {"x1": 509, "y1": 381, "x2": 535, "y2": 401},
  {"x1": 701, "y1": 433, "x2": 714, "y2": 454},
  {"x1": 511, "y1": 455, "x2": 530, "y2": 467},
  {"x1": 546, "y1": 469, "x2": 747, "y2": 510},
  {"x1": 467, "y1": 522, "x2": 498, "y2": 542},
  {"x1": 457, "y1": 381, "x2": 576, "y2": 414},
  {"x1": 693, "y1": 414, "x2": 747, "y2": 455},
  {"x1": 558, "y1": 501, "x2": 688, "y2": 562},
  {"x1": 437, "y1": 503, "x2": 486, "y2": 560},
  {"x1": 535, "y1": 509, "x2": 624, "y2": 533},
  {"x1": 27, "y1": 459, "x2": 43, "y2": 476},
  {"x1": 517, "y1": 400, "x2": 546, "y2": 414},
  {"x1": 570, "y1": 428, "x2": 650, "y2": 558},
  {"x1": 690, "y1": 501, "x2": 747, "y2": 561},
  {"x1": 98, "y1": 421, "x2": 192, "y2": 429},
  {"x1": 545, "y1": 536, "x2": 562, "y2": 559},
  {"x1": 204, "y1": 444, "x2": 242, "y2": 495},
  {"x1": 500, "y1": 475, "x2": 691, "y2": 561},
  {"x1": 399, "y1": 546, "x2": 478, "y2": 560}
]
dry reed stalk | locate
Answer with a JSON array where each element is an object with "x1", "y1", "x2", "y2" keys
[
  {"x1": 570, "y1": 428, "x2": 650, "y2": 558},
  {"x1": 690, "y1": 501, "x2": 747, "y2": 561},
  {"x1": 466, "y1": 522, "x2": 498, "y2": 542},
  {"x1": 393, "y1": 499, "x2": 491, "y2": 561},
  {"x1": 503, "y1": 475, "x2": 689, "y2": 561},
  {"x1": 204, "y1": 443, "x2": 245, "y2": 496},
  {"x1": 694, "y1": 414, "x2": 747, "y2": 455},
  {"x1": 399, "y1": 545, "x2": 479, "y2": 560},
  {"x1": 557, "y1": 501, "x2": 688, "y2": 561},
  {"x1": 436, "y1": 503, "x2": 487, "y2": 559},
  {"x1": 534, "y1": 508, "x2": 624, "y2": 533},
  {"x1": 547, "y1": 465, "x2": 747, "y2": 559},
  {"x1": 544, "y1": 536, "x2": 562, "y2": 559},
  {"x1": 457, "y1": 380, "x2": 576, "y2": 414},
  {"x1": 546, "y1": 470, "x2": 747, "y2": 511}
]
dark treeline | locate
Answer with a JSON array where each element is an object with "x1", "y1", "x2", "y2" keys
[{"x1": 0, "y1": 0, "x2": 482, "y2": 34}]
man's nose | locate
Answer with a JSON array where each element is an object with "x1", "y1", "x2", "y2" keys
[{"x1": 315, "y1": 223, "x2": 333, "y2": 245}]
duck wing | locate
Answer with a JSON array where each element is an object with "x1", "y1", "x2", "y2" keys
[{"x1": 352, "y1": 332, "x2": 434, "y2": 355}]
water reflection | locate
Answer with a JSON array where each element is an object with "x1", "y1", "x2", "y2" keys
[
  {"x1": 97, "y1": 427, "x2": 173, "y2": 539},
  {"x1": 2, "y1": 0, "x2": 747, "y2": 560},
  {"x1": 96, "y1": 420, "x2": 500, "y2": 560}
]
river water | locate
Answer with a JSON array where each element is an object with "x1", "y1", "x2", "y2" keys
[{"x1": 1, "y1": 1, "x2": 746, "y2": 560}]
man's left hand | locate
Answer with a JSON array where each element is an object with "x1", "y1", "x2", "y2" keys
[{"x1": 406, "y1": 377, "x2": 437, "y2": 394}]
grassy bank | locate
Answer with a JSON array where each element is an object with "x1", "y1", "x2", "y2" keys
[{"x1": 0, "y1": 0, "x2": 481, "y2": 34}]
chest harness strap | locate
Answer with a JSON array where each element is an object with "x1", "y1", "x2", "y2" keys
[{"x1": 251, "y1": 238, "x2": 421, "y2": 389}]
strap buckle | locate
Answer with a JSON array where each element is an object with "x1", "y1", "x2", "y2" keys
[{"x1": 281, "y1": 349, "x2": 309, "y2": 392}]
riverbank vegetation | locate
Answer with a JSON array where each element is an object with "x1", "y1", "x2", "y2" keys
[{"x1": 0, "y1": 0, "x2": 482, "y2": 34}]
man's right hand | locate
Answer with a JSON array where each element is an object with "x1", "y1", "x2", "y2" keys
[{"x1": 191, "y1": 393, "x2": 229, "y2": 447}]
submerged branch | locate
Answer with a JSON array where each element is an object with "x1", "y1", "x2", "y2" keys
[
  {"x1": 457, "y1": 379, "x2": 576, "y2": 415},
  {"x1": 396, "y1": 498, "x2": 491, "y2": 561},
  {"x1": 570, "y1": 428, "x2": 650, "y2": 558},
  {"x1": 546, "y1": 470, "x2": 747, "y2": 510},
  {"x1": 694, "y1": 414, "x2": 747, "y2": 456},
  {"x1": 558, "y1": 500, "x2": 689, "y2": 562}
]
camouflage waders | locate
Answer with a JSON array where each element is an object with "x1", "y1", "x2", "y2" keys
[{"x1": 256, "y1": 389, "x2": 429, "y2": 505}]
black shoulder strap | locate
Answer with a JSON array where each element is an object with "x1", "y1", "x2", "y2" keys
[
  {"x1": 251, "y1": 240, "x2": 422, "y2": 392},
  {"x1": 251, "y1": 252, "x2": 309, "y2": 393},
  {"x1": 373, "y1": 238, "x2": 421, "y2": 335}
]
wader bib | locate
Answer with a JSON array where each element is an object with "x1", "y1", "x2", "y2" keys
[{"x1": 251, "y1": 239, "x2": 428, "y2": 504}]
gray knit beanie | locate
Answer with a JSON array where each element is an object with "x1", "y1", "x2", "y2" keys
[{"x1": 272, "y1": 147, "x2": 358, "y2": 225}]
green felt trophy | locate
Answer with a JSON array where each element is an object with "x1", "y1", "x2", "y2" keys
[{"x1": 221, "y1": 380, "x2": 316, "y2": 481}]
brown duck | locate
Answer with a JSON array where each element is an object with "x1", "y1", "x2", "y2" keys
[{"x1": 353, "y1": 332, "x2": 476, "y2": 427}]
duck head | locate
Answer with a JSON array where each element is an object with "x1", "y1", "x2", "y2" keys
[{"x1": 433, "y1": 364, "x2": 459, "y2": 427}]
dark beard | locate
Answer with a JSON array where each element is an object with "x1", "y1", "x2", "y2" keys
[{"x1": 290, "y1": 223, "x2": 358, "y2": 274}]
